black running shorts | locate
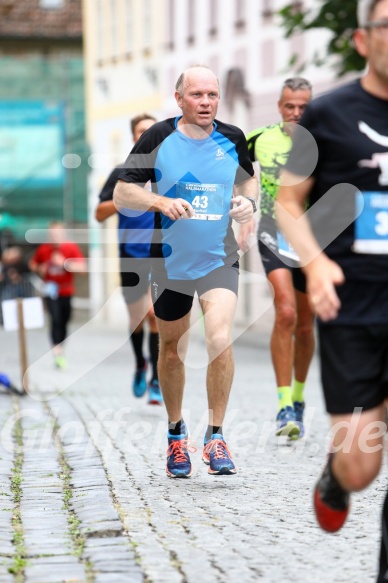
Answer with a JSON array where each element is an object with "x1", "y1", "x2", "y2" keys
[
  {"x1": 120, "y1": 256, "x2": 152, "y2": 304},
  {"x1": 258, "y1": 239, "x2": 306, "y2": 293},
  {"x1": 318, "y1": 323, "x2": 388, "y2": 414},
  {"x1": 151, "y1": 263, "x2": 239, "y2": 322},
  {"x1": 257, "y1": 214, "x2": 306, "y2": 293}
]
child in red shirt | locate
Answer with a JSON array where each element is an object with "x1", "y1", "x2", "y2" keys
[{"x1": 30, "y1": 222, "x2": 85, "y2": 368}]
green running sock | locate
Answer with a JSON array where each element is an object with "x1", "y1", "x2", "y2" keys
[
  {"x1": 292, "y1": 380, "x2": 305, "y2": 404},
  {"x1": 277, "y1": 386, "x2": 293, "y2": 410}
]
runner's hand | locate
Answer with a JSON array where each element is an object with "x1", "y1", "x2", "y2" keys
[
  {"x1": 304, "y1": 255, "x2": 345, "y2": 321},
  {"x1": 158, "y1": 198, "x2": 195, "y2": 221},
  {"x1": 230, "y1": 196, "x2": 254, "y2": 224},
  {"x1": 238, "y1": 218, "x2": 256, "y2": 252}
]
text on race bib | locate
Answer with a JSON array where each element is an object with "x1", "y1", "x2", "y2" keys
[
  {"x1": 354, "y1": 192, "x2": 388, "y2": 254},
  {"x1": 176, "y1": 182, "x2": 225, "y2": 220}
]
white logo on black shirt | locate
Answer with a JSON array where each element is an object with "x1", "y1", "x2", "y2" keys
[{"x1": 358, "y1": 121, "x2": 388, "y2": 186}]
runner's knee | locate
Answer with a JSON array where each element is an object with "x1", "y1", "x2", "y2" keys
[
  {"x1": 205, "y1": 330, "x2": 232, "y2": 360},
  {"x1": 295, "y1": 322, "x2": 315, "y2": 343},
  {"x1": 335, "y1": 450, "x2": 383, "y2": 491},
  {"x1": 159, "y1": 341, "x2": 183, "y2": 370},
  {"x1": 275, "y1": 303, "x2": 296, "y2": 330}
]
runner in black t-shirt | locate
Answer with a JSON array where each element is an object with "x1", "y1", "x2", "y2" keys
[
  {"x1": 276, "y1": 1, "x2": 388, "y2": 580},
  {"x1": 95, "y1": 114, "x2": 163, "y2": 406}
]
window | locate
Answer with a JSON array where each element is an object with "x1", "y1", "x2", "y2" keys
[
  {"x1": 167, "y1": 0, "x2": 175, "y2": 50},
  {"x1": 96, "y1": 0, "x2": 104, "y2": 61},
  {"x1": 209, "y1": 0, "x2": 218, "y2": 37},
  {"x1": 111, "y1": 0, "x2": 119, "y2": 58},
  {"x1": 143, "y1": 0, "x2": 152, "y2": 50},
  {"x1": 187, "y1": 0, "x2": 195, "y2": 45},
  {"x1": 125, "y1": 0, "x2": 134, "y2": 53},
  {"x1": 235, "y1": 0, "x2": 246, "y2": 30},
  {"x1": 262, "y1": 0, "x2": 273, "y2": 21},
  {"x1": 40, "y1": 0, "x2": 64, "y2": 8}
]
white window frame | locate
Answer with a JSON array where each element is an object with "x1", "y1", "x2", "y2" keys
[
  {"x1": 96, "y1": 0, "x2": 104, "y2": 61},
  {"x1": 143, "y1": 0, "x2": 152, "y2": 50},
  {"x1": 39, "y1": 0, "x2": 64, "y2": 8},
  {"x1": 125, "y1": 0, "x2": 134, "y2": 53},
  {"x1": 111, "y1": 0, "x2": 119, "y2": 57}
]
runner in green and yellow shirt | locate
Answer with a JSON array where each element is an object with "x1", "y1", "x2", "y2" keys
[{"x1": 240, "y1": 77, "x2": 314, "y2": 439}]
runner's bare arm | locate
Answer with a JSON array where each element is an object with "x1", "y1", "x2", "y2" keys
[
  {"x1": 277, "y1": 170, "x2": 344, "y2": 321},
  {"x1": 238, "y1": 218, "x2": 256, "y2": 252},
  {"x1": 230, "y1": 176, "x2": 258, "y2": 224},
  {"x1": 113, "y1": 180, "x2": 194, "y2": 221},
  {"x1": 95, "y1": 200, "x2": 116, "y2": 222}
]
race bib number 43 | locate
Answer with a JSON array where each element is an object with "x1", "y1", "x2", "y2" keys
[
  {"x1": 176, "y1": 182, "x2": 225, "y2": 220},
  {"x1": 354, "y1": 191, "x2": 388, "y2": 253}
]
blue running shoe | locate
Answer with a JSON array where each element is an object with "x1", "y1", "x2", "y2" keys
[
  {"x1": 293, "y1": 401, "x2": 305, "y2": 438},
  {"x1": 203, "y1": 434, "x2": 236, "y2": 475},
  {"x1": 132, "y1": 364, "x2": 147, "y2": 398},
  {"x1": 166, "y1": 423, "x2": 196, "y2": 478},
  {"x1": 148, "y1": 380, "x2": 163, "y2": 405},
  {"x1": 276, "y1": 406, "x2": 300, "y2": 439}
]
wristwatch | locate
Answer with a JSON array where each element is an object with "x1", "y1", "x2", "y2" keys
[{"x1": 245, "y1": 197, "x2": 257, "y2": 213}]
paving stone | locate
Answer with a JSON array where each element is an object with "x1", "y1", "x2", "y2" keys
[
  {"x1": 24, "y1": 561, "x2": 87, "y2": 583},
  {"x1": 80, "y1": 522, "x2": 123, "y2": 536},
  {"x1": 0, "y1": 565, "x2": 13, "y2": 583},
  {"x1": 84, "y1": 537, "x2": 128, "y2": 548},
  {"x1": 24, "y1": 548, "x2": 74, "y2": 559},
  {"x1": 25, "y1": 544, "x2": 73, "y2": 556},
  {"x1": 90, "y1": 551, "x2": 136, "y2": 563},
  {"x1": 83, "y1": 548, "x2": 131, "y2": 560},
  {"x1": 94, "y1": 560, "x2": 141, "y2": 573},
  {"x1": 26, "y1": 555, "x2": 78, "y2": 565},
  {"x1": 76, "y1": 509, "x2": 119, "y2": 522},
  {"x1": 94, "y1": 574, "x2": 142, "y2": 583},
  {"x1": 0, "y1": 544, "x2": 14, "y2": 556}
]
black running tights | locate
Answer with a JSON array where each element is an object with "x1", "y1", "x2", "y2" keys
[{"x1": 45, "y1": 296, "x2": 72, "y2": 346}]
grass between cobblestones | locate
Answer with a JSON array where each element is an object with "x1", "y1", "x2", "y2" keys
[
  {"x1": 87, "y1": 426, "x2": 150, "y2": 580},
  {"x1": 50, "y1": 410, "x2": 94, "y2": 581},
  {"x1": 59, "y1": 457, "x2": 84, "y2": 556},
  {"x1": 169, "y1": 550, "x2": 187, "y2": 581},
  {"x1": 8, "y1": 398, "x2": 27, "y2": 580},
  {"x1": 104, "y1": 468, "x2": 145, "y2": 571},
  {"x1": 109, "y1": 491, "x2": 144, "y2": 569}
]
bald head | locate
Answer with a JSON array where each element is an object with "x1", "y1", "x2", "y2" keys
[{"x1": 175, "y1": 66, "x2": 220, "y2": 97}]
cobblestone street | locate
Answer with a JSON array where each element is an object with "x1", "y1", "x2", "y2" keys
[{"x1": 0, "y1": 316, "x2": 386, "y2": 583}]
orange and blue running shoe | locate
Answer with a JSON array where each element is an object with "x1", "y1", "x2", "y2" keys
[
  {"x1": 314, "y1": 454, "x2": 350, "y2": 533},
  {"x1": 166, "y1": 424, "x2": 196, "y2": 478},
  {"x1": 202, "y1": 434, "x2": 236, "y2": 475}
]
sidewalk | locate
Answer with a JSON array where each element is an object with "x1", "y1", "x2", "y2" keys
[{"x1": 0, "y1": 318, "x2": 385, "y2": 583}]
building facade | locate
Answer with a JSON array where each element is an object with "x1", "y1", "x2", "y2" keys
[{"x1": 0, "y1": 0, "x2": 88, "y2": 243}]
